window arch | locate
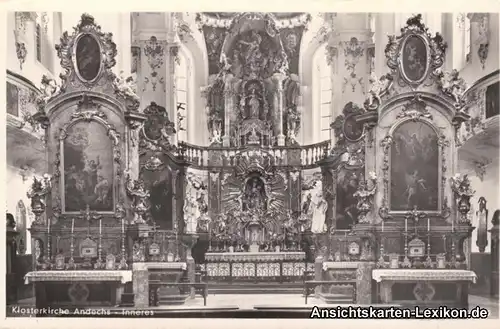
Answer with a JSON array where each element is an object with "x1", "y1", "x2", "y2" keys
[
  {"x1": 16, "y1": 200, "x2": 27, "y2": 255},
  {"x1": 313, "y1": 43, "x2": 333, "y2": 142},
  {"x1": 175, "y1": 49, "x2": 189, "y2": 143}
]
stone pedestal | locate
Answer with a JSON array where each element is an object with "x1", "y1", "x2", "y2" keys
[
  {"x1": 182, "y1": 234, "x2": 199, "y2": 298},
  {"x1": 356, "y1": 262, "x2": 375, "y2": 304}
]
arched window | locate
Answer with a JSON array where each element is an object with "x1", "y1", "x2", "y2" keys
[
  {"x1": 313, "y1": 43, "x2": 333, "y2": 142},
  {"x1": 453, "y1": 13, "x2": 471, "y2": 70},
  {"x1": 175, "y1": 50, "x2": 188, "y2": 143},
  {"x1": 16, "y1": 200, "x2": 27, "y2": 255}
]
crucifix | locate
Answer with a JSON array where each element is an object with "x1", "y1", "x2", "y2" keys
[{"x1": 79, "y1": 204, "x2": 103, "y2": 237}]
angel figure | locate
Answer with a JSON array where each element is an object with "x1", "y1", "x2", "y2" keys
[
  {"x1": 125, "y1": 175, "x2": 150, "y2": 224},
  {"x1": 210, "y1": 128, "x2": 222, "y2": 145},
  {"x1": 437, "y1": 69, "x2": 467, "y2": 106},
  {"x1": 39, "y1": 75, "x2": 60, "y2": 105},
  {"x1": 114, "y1": 71, "x2": 140, "y2": 104},
  {"x1": 310, "y1": 180, "x2": 328, "y2": 234},
  {"x1": 366, "y1": 72, "x2": 392, "y2": 109}
]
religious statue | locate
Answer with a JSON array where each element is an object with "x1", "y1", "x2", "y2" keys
[
  {"x1": 476, "y1": 197, "x2": 489, "y2": 253},
  {"x1": 125, "y1": 175, "x2": 150, "y2": 224},
  {"x1": 353, "y1": 172, "x2": 378, "y2": 224},
  {"x1": 113, "y1": 70, "x2": 140, "y2": 109},
  {"x1": 436, "y1": 69, "x2": 467, "y2": 107},
  {"x1": 184, "y1": 194, "x2": 200, "y2": 234},
  {"x1": 248, "y1": 90, "x2": 260, "y2": 119},
  {"x1": 310, "y1": 180, "x2": 328, "y2": 234},
  {"x1": 37, "y1": 75, "x2": 61, "y2": 109},
  {"x1": 365, "y1": 72, "x2": 393, "y2": 110},
  {"x1": 27, "y1": 175, "x2": 52, "y2": 225},
  {"x1": 239, "y1": 30, "x2": 263, "y2": 67},
  {"x1": 243, "y1": 177, "x2": 267, "y2": 211}
]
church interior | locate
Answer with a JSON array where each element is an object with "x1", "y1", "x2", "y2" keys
[{"x1": 5, "y1": 12, "x2": 500, "y2": 316}]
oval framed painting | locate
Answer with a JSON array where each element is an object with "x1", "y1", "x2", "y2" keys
[
  {"x1": 73, "y1": 33, "x2": 102, "y2": 83},
  {"x1": 399, "y1": 34, "x2": 430, "y2": 85},
  {"x1": 343, "y1": 113, "x2": 365, "y2": 142}
]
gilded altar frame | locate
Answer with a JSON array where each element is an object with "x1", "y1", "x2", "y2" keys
[{"x1": 56, "y1": 103, "x2": 122, "y2": 215}]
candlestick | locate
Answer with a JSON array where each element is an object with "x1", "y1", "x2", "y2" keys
[
  {"x1": 71, "y1": 218, "x2": 75, "y2": 235},
  {"x1": 427, "y1": 217, "x2": 430, "y2": 232}
]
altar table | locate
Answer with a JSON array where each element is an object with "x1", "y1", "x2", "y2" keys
[{"x1": 372, "y1": 269, "x2": 477, "y2": 307}]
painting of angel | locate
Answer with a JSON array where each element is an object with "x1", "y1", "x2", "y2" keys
[
  {"x1": 390, "y1": 121, "x2": 439, "y2": 211},
  {"x1": 63, "y1": 121, "x2": 114, "y2": 212}
]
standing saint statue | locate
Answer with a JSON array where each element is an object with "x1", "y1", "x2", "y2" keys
[
  {"x1": 310, "y1": 180, "x2": 328, "y2": 234},
  {"x1": 249, "y1": 90, "x2": 260, "y2": 119}
]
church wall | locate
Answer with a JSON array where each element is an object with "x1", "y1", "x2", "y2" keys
[
  {"x1": 6, "y1": 165, "x2": 39, "y2": 255},
  {"x1": 7, "y1": 12, "x2": 61, "y2": 87},
  {"x1": 459, "y1": 14, "x2": 499, "y2": 86}
]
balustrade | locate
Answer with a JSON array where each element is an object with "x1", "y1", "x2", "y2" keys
[{"x1": 177, "y1": 140, "x2": 330, "y2": 169}]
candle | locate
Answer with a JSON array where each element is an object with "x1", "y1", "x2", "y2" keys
[
  {"x1": 71, "y1": 218, "x2": 75, "y2": 235},
  {"x1": 381, "y1": 220, "x2": 384, "y2": 232},
  {"x1": 121, "y1": 218, "x2": 125, "y2": 234},
  {"x1": 99, "y1": 219, "x2": 102, "y2": 235},
  {"x1": 452, "y1": 218, "x2": 454, "y2": 232},
  {"x1": 427, "y1": 218, "x2": 430, "y2": 232},
  {"x1": 405, "y1": 217, "x2": 407, "y2": 232},
  {"x1": 47, "y1": 218, "x2": 51, "y2": 234}
]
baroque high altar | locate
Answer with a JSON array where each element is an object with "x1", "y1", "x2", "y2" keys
[{"x1": 25, "y1": 13, "x2": 478, "y2": 308}]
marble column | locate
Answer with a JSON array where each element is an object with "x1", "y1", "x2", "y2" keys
[
  {"x1": 167, "y1": 44, "x2": 179, "y2": 144},
  {"x1": 331, "y1": 14, "x2": 372, "y2": 111},
  {"x1": 374, "y1": 13, "x2": 396, "y2": 77},
  {"x1": 222, "y1": 74, "x2": 235, "y2": 147},
  {"x1": 441, "y1": 13, "x2": 455, "y2": 72},
  {"x1": 272, "y1": 73, "x2": 286, "y2": 146}
]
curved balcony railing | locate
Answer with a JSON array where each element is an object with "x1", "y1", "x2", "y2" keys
[
  {"x1": 177, "y1": 140, "x2": 331, "y2": 169},
  {"x1": 460, "y1": 71, "x2": 499, "y2": 144}
]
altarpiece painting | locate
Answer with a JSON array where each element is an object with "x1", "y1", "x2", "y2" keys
[
  {"x1": 390, "y1": 121, "x2": 439, "y2": 212},
  {"x1": 63, "y1": 121, "x2": 114, "y2": 212}
]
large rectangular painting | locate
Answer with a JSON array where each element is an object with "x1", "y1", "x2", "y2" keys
[
  {"x1": 335, "y1": 168, "x2": 363, "y2": 230},
  {"x1": 63, "y1": 121, "x2": 114, "y2": 212},
  {"x1": 390, "y1": 121, "x2": 439, "y2": 212},
  {"x1": 6, "y1": 82, "x2": 19, "y2": 116}
]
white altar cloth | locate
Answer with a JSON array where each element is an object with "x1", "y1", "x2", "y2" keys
[
  {"x1": 24, "y1": 270, "x2": 133, "y2": 285},
  {"x1": 372, "y1": 269, "x2": 477, "y2": 283}
]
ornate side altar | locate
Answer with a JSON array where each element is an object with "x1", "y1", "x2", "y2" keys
[{"x1": 24, "y1": 14, "x2": 188, "y2": 309}]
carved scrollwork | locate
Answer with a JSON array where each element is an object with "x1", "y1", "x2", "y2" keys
[
  {"x1": 330, "y1": 102, "x2": 366, "y2": 161},
  {"x1": 139, "y1": 102, "x2": 176, "y2": 155},
  {"x1": 384, "y1": 14, "x2": 447, "y2": 88},
  {"x1": 354, "y1": 172, "x2": 377, "y2": 224},
  {"x1": 364, "y1": 73, "x2": 393, "y2": 111},
  {"x1": 54, "y1": 95, "x2": 123, "y2": 216},
  {"x1": 435, "y1": 69, "x2": 468, "y2": 109},
  {"x1": 55, "y1": 13, "x2": 117, "y2": 91},
  {"x1": 27, "y1": 175, "x2": 52, "y2": 225},
  {"x1": 125, "y1": 174, "x2": 151, "y2": 224},
  {"x1": 396, "y1": 95, "x2": 433, "y2": 121}
]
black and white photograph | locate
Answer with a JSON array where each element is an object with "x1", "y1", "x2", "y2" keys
[{"x1": 3, "y1": 5, "x2": 500, "y2": 324}]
